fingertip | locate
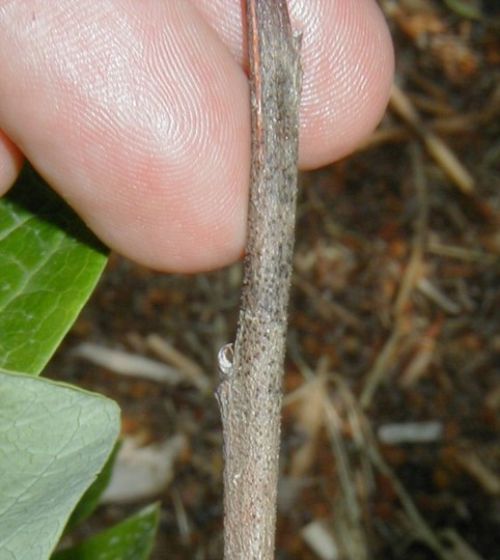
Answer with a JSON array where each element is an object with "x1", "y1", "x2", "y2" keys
[
  {"x1": 0, "y1": 0, "x2": 250, "y2": 273},
  {"x1": 0, "y1": 0, "x2": 394, "y2": 274},
  {"x1": 296, "y1": 0, "x2": 394, "y2": 169},
  {"x1": 0, "y1": 131, "x2": 23, "y2": 196},
  {"x1": 194, "y1": 0, "x2": 395, "y2": 170}
]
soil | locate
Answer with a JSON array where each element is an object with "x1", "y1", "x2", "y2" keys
[{"x1": 46, "y1": 1, "x2": 500, "y2": 558}]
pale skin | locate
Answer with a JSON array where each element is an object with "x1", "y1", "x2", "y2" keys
[{"x1": 0, "y1": 0, "x2": 394, "y2": 273}]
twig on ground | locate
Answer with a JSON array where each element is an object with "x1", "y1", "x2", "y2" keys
[
  {"x1": 291, "y1": 355, "x2": 371, "y2": 560},
  {"x1": 394, "y1": 144, "x2": 428, "y2": 316},
  {"x1": 146, "y1": 333, "x2": 211, "y2": 393},
  {"x1": 400, "y1": 319, "x2": 442, "y2": 387},
  {"x1": 333, "y1": 376, "x2": 459, "y2": 560},
  {"x1": 360, "y1": 324, "x2": 406, "y2": 409},
  {"x1": 72, "y1": 342, "x2": 182, "y2": 384},
  {"x1": 368, "y1": 445, "x2": 461, "y2": 560},
  {"x1": 417, "y1": 277, "x2": 461, "y2": 314},
  {"x1": 439, "y1": 529, "x2": 486, "y2": 560},
  {"x1": 322, "y1": 388, "x2": 370, "y2": 560},
  {"x1": 293, "y1": 276, "x2": 364, "y2": 331},
  {"x1": 170, "y1": 488, "x2": 192, "y2": 545},
  {"x1": 455, "y1": 449, "x2": 500, "y2": 495},
  {"x1": 359, "y1": 95, "x2": 500, "y2": 151},
  {"x1": 390, "y1": 83, "x2": 475, "y2": 194},
  {"x1": 361, "y1": 144, "x2": 430, "y2": 408},
  {"x1": 427, "y1": 241, "x2": 497, "y2": 263}
]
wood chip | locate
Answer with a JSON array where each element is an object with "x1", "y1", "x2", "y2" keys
[
  {"x1": 72, "y1": 342, "x2": 182, "y2": 384},
  {"x1": 101, "y1": 434, "x2": 187, "y2": 503},
  {"x1": 301, "y1": 520, "x2": 339, "y2": 560},
  {"x1": 289, "y1": 374, "x2": 327, "y2": 478},
  {"x1": 378, "y1": 421, "x2": 443, "y2": 444}
]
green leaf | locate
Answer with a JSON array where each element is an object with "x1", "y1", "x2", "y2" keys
[
  {"x1": 66, "y1": 441, "x2": 122, "y2": 531},
  {"x1": 0, "y1": 166, "x2": 108, "y2": 374},
  {"x1": 0, "y1": 370, "x2": 120, "y2": 560},
  {"x1": 52, "y1": 504, "x2": 160, "y2": 560}
]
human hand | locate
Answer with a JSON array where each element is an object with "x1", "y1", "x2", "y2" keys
[{"x1": 0, "y1": 0, "x2": 393, "y2": 272}]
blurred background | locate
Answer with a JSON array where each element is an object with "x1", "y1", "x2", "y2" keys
[{"x1": 47, "y1": 1, "x2": 500, "y2": 558}]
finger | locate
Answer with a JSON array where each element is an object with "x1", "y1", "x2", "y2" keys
[
  {"x1": 0, "y1": 0, "x2": 249, "y2": 272},
  {"x1": 0, "y1": 0, "x2": 393, "y2": 273},
  {"x1": 193, "y1": 0, "x2": 394, "y2": 168},
  {"x1": 0, "y1": 130, "x2": 23, "y2": 196}
]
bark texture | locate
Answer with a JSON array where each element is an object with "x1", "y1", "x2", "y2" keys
[{"x1": 215, "y1": 1, "x2": 302, "y2": 558}]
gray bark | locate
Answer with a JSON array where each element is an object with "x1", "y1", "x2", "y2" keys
[{"x1": 215, "y1": 1, "x2": 302, "y2": 558}]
